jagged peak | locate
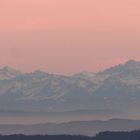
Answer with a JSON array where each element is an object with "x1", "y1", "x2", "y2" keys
[
  {"x1": 0, "y1": 66, "x2": 22, "y2": 80},
  {"x1": 1, "y1": 66, "x2": 19, "y2": 72},
  {"x1": 125, "y1": 59, "x2": 140, "y2": 66},
  {"x1": 1, "y1": 66, "x2": 22, "y2": 74}
]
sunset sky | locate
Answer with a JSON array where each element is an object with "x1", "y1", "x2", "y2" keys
[{"x1": 0, "y1": 0, "x2": 140, "y2": 74}]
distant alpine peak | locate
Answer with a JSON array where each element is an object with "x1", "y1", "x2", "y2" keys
[
  {"x1": 1, "y1": 66, "x2": 22, "y2": 74},
  {"x1": 74, "y1": 71, "x2": 95, "y2": 76},
  {"x1": 125, "y1": 59, "x2": 140, "y2": 65},
  {"x1": 1, "y1": 66, "x2": 18, "y2": 72},
  {"x1": 0, "y1": 66, "x2": 22, "y2": 80},
  {"x1": 124, "y1": 59, "x2": 140, "y2": 71}
]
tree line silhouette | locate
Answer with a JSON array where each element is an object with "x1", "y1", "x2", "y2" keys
[{"x1": 0, "y1": 130, "x2": 140, "y2": 140}]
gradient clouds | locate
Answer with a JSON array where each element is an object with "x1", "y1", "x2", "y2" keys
[{"x1": 0, "y1": 0, "x2": 140, "y2": 74}]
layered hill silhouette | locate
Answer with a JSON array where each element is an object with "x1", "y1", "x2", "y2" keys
[
  {"x1": 0, "y1": 130, "x2": 140, "y2": 140},
  {"x1": 0, "y1": 119, "x2": 140, "y2": 136}
]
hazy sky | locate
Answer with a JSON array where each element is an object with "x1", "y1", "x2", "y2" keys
[{"x1": 0, "y1": 0, "x2": 140, "y2": 74}]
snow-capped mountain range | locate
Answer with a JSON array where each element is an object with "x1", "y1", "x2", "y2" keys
[{"x1": 0, "y1": 60, "x2": 140, "y2": 113}]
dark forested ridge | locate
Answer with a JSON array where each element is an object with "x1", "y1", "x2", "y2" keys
[{"x1": 0, "y1": 130, "x2": 140, "y2": 140}]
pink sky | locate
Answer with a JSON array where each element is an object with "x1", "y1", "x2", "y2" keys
[{"x1": 0, "y1": 0, "x2": 140, "y2": 74}]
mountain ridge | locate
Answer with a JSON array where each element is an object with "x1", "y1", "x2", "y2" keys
[{"x1": 0, "y1": 60, "x2": 139, "y2": 114}]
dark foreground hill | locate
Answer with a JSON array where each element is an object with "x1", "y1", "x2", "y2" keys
[{"x1": 0, "y1": 130, "x2": 140, "y2": 140}]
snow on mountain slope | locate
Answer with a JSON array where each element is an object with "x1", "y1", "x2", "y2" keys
[{"x1": 0, "y1": 60, "x2": 139, "y2": 112}]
